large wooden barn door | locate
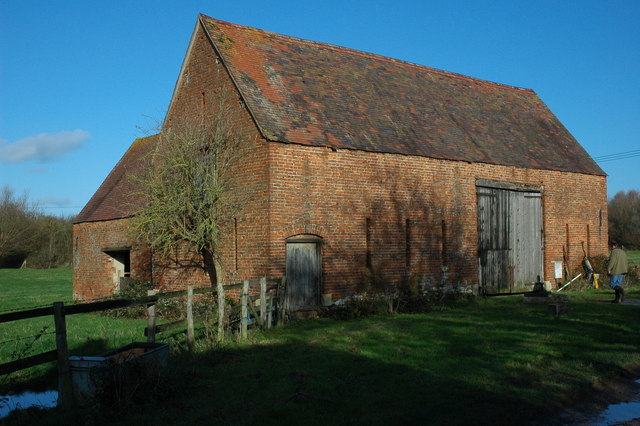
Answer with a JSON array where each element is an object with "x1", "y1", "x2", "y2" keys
[
  {"x1": 477, "y1": 183, "x2": 542, "y2": 294},
  {"x1": 510, "y1": 191, "x2": 543, "y2": 288},
  {"x1": 285, "y1": 238, "x2": 321, "y2": 310},
  {"x1": 477, "y1": 187, "x2": 511, "y2": 293}
]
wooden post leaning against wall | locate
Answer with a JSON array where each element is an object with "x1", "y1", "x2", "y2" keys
[
  {"x1": 260, "y1": 277, "x2": 267, "y2": 326},
  {"x1": 54, "y1": 302, "x2": 73, "y2": 409},
  {"x1": 147, "y1": 290, "x2": 157, "y2": 343},
  {"x1": 217, "y1": 281, "x2": 225, "y2": 343},
  {"x1": 241, "y1": 280, "x2": 249, "y2": 339},
  {"x1": 267, "y1": 291, "x2": 273, "y2": 329},
  {"x1": 277, "y1": 277, "x2": 286, "y2": 326},
  {"x1": 186, "y1": 286, "x2": 194, "y2": 352},
  {"x1": 566, "y1": 223, "x2": 571, "y2": 276}
]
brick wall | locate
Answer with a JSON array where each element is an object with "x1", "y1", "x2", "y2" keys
[
  {"x1": 73, "y1": 218, "x2": 151, "y2": 300},
  {"x1": 266, "y1": 143, "x2": 607, "y2": 301}
]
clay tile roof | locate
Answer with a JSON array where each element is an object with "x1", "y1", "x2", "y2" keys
[
  {"x1": 74, "y1": 134, "x2": 158, "y2": 224},
  {"x1": 200, "y1": 14, "x2": 604, "y2": 176}
]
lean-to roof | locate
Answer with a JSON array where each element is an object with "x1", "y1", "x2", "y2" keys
[{"x1": 74, "y1": 134, "x2": 157, "y2": 223}]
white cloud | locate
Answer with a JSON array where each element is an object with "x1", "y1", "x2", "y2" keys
[{"x1": 0, "y1": 129, "x2": 90, "y2": 163}]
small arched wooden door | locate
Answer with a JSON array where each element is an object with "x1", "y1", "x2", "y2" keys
[{"x1": 285, "y1": 235, "x2": 322, "y2": 310}]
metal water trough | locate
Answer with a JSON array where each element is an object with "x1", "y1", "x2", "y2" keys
[{"x1": 69, "y1": 342, "x2": 168, "y2": 406}]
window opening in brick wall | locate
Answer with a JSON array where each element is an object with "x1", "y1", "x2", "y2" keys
[{"x1": 103, "y1": 249, "x2": 131, "y2": 293}]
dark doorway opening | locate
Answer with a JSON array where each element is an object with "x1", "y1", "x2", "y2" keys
[{"x1": 103, "y1": 248, "x2": 131, "y2": 293}]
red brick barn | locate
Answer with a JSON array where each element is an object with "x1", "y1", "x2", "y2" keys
[{"x1": 73, "y1": 14, "x2": 607, "y2": 305}]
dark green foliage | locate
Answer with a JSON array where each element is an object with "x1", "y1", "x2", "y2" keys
[
  {"x1": 101, "y1": 280, "x2": 210, "y2": 321},
  {"x1": 0, "y1": 186, "x2": 72, "y2": 269},
  {"x1": 319, "y1": 295, "x2": 390, "y2": 320},
  {"x1": 588, "y1": 254, "x2": 609, "y2": 275},
  {"x1": 609, "y1": 190, "x2": 640, "y2": 249},
  {"x1": 320, "y1": 289, "x2": 472, "y2": 320},
  {"x1": 398, "y1": 288, "x2": 473, "y2": 313},
  {"x1": 102, "y1": 279, "x2": 154, "y2": 319},
  {"x1": 0, "y1": 186, "x2": 40, "y2": 267}
]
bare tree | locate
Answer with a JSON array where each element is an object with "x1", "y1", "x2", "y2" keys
[{"x1": 130, "y1": 83, "x2": 252, "y2": 286}]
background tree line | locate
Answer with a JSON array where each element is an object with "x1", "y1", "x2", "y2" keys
[
  {"x1": 608, "y1": 189, "x2": 640, "y2": 250},
  {"x1": 0, "y1": 186, "x2": 73, "y2": 268}
]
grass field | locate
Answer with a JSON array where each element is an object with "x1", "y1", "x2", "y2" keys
[
  {"x1": 1, "y1": 268, "x2": 640, "y2": 425},
  {"x1": 628, "y1": 250, "x2": 640, "y2": 266},
  {"x1": 0, "y1": 268, "x2": 148, "y2": 391},
  {"x1": 0, "y1": 267, "x2": 75, "y2": 313}
]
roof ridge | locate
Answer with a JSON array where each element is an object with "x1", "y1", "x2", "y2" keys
[{"x1": 199, "y1": 13, "x2": 534, "y2": 94}]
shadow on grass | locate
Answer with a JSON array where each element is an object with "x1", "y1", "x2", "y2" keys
[
  {"x1": 57, "y1": 342, "x2": 536, "y2": 426},
  {"x1": 5, "y1": 297, "x2": 640, "y2": 425}
]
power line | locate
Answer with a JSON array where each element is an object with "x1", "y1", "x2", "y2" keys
[{"x1": 593, "y1": 149, "x2": 640, "y2": 163}]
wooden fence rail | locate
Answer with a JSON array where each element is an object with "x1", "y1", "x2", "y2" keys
[
  {"x1": 0, "y1": 276, "x2": 284, "y2": 409},
  {"x1": 143, "y1": 277, "x2": 281, "y2": 344}
]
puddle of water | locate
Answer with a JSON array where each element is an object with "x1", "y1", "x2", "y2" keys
[
  {"x1": 595, "y1": 400, "x2": 640, "y2": 424},
  {"x1": 0, "y1": 390, "x2": 58, "y2": 419},
  {"x1": 575, "y1": 379, "x2": 640, "y2": 425}
]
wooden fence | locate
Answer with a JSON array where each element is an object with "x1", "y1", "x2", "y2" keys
[
  {"x1": 0, "y1": 277, "x2": 284, "y2": 408},
  {"x1": 144, "y1": 277, "x2": 285, "y2": 345}
]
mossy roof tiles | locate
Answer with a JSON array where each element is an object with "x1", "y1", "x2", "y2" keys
[
  {"x1": 201, "y1": 14, "x2": 603, "y2": 176},
  {"x1": 76, "y1": 16, "x2": 604, "y2": 224}
]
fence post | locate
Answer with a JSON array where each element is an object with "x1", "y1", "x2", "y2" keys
[
  {"x1": 53, "y1": 302, "x2": 73, "y2": 409},
  {"x1": 277, "y1": 277, "x2": 286, "y2": 326},
  {"x1": 147, "y1": 290, "x2": 157, "y2": 343},
  {"x1": 186, "y1": 286, "x2": 194, "y2": 352},
  {"x1": 260, "y1": 277, "x2": 267, "y2": 326},
  {"x1": 267, "y1": 294, "x2": 273, "y2": 329},
  {"x1": 217, "y1": 281, "x2": 225, "y2": 343},
  {"x1": 241, "y1": 280, "x2": 249, "y2": 339}
]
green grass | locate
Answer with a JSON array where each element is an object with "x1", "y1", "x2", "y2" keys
[
  {"x1": 0, "y1": 267, "x2": 74, "y2": 312},
  {"x1": 627, "y1": 250, "x2": 640, "y2": 266},
  {"x1": 0, "y1": 268, "x2": 147, "y2": 391},
  {"x1": 2, "y1": 269, "x2": 640, "y2": 425}
]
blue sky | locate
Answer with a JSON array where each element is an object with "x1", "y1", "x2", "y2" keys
[{"x1": 1, "y1": 1, "x2": 639, "y2": 217}]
